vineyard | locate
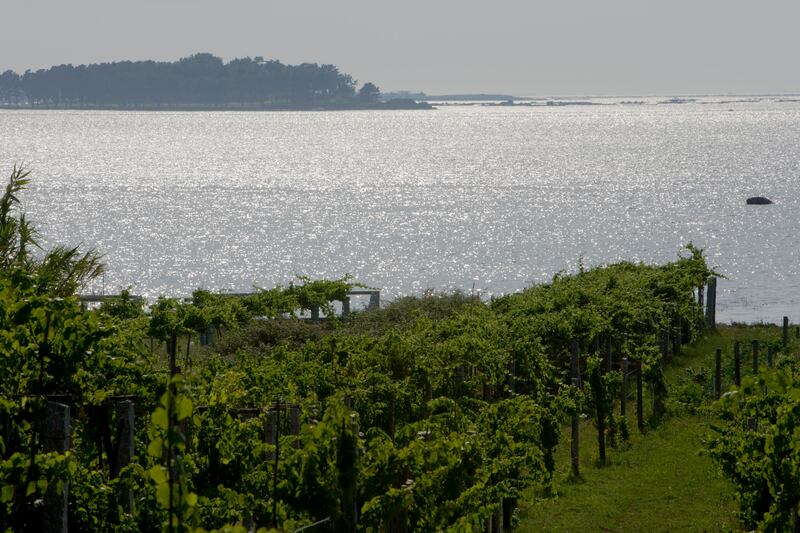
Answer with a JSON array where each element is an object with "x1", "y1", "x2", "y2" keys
[{"x1": 2, "y1": 167, "x2": 800, "y2": 532}]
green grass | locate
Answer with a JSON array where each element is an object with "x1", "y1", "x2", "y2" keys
[
  {"x1": 516, "y1": 414, "x2": 738, "y2": 532},
  {"x1": 515, "y1": 324, "x2": 800, "y2": 532}
]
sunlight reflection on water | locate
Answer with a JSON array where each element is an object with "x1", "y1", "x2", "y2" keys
[{"x1": 2, "y1": 101, "x2": 800, "y2": 322}]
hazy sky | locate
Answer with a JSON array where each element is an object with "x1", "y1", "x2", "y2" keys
[{"x1": 2, "y1": 0, "x2": 799, "y2": 96}]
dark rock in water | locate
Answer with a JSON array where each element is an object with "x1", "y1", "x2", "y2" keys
[{"x1": 746, "y1": 197, "x2": 773, "y2": 205}]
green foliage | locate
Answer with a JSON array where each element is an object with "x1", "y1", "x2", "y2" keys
[
  {"x1": 99, "y1": 288, "x2": 145, "y2": 320},
  {"x1": 290, "y1": 275, "x2": 360, "y2": 317},
  {"x1": 0, "y1": 166, "x2": 103, "y2": 295},
  {"x1": 148, "y1": 297, "x2": 188, "y2": 341},
  {"x1": 0, "y1": 164, "x2": 36, "y2": 271},
  {"x1": 147, "y1": 376, "x2": 199, "y2": 532},
  {"x1": 0, "y1": 224, "x2": 718, "y2": 531},
  {"x1": 186, "y1": 275, "x2": 358, "y2": 336},
  {"x1": 0, "y1": 169, "x2": 159, "y2": 532},
  {"x1": 0, "y1": 268, "x2": 139, "y2": 530},
  {"x1": 586, "y1": 355, "x2": 622, "y2": 462},
  {"x1": 707, "y1": 365, "x2": 800, "y2": 531}
]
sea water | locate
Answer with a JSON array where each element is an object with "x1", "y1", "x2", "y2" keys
[{"x1": 1, "y1": 97, "x2": 799, "y2": 322}]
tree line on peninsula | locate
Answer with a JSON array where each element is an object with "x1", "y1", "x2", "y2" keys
[{"x1": 0, "y1": 53, "x2": 423, "y2": 109}]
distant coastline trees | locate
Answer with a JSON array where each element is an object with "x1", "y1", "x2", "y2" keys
[
  {"x1": 358, "y1": 82, "x2": 381, "y2": 101},
  {"x1": 0, "y1": 53, "x2": 399, "y2": 109}
]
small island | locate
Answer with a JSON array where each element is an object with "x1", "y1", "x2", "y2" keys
[{"x1": 0, "y1": 53, "x2": 432, "y2": 111}]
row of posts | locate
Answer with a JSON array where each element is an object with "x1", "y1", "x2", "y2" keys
[
  {"x1": 570, "y1": 332, "x2": 673, "y2": 479},
  {"x1": 711, "y1": 316, "x2": 797, "y2": 400},
  {"x1": 49, "y1": 281, "x2": 717, "y2": 531},
  {"x1": 450, "y1": 365, "x2": 516, "y2": 533},
  {"x1": 39, "y1": 399, "x2": 308, "y2": 533},
  {"x1": 41, "y1": 399, "x2": 135, "y2": 533}
]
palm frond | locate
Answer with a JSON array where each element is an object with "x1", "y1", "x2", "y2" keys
[{"x1": 1, "y1": 165, "x2": 105, "y2": 296}]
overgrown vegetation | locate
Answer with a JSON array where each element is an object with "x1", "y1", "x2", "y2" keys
[
  {"x1": 706, "y1": 341, "x2": 800, "y2": 531},
  {"x1": 9, "y1": 166, "x2": 793, "y2": 532}
]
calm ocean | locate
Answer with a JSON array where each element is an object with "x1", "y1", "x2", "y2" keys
[{"x1": 2, "y1": 97, "x2": 799, "y2": 322}]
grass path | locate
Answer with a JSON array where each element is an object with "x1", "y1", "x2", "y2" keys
[
  {"x1": 516, "y1": 414, "x2": 739, "y2": 532},
  {"x1": 513, "y1": 326, "x2": 788, "y2": 532}
]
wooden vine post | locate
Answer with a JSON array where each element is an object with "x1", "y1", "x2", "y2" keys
[
  {"x1": 636, "y1": 361, "x2": 644, "y2": 432},
  {"x1": 340, "y1": 398, "x2": 359, "y2": 533},
  {"x1": 488, "y1": 500, "x2": 503, "y2": 533},
  {"x1": 290, "y1": 405, "x2": 301, "y2": 449},
  {"x1": 751, "y1": 340, "x2": 759, "y2": 374},
  {"x1": 620, "y1": 357, "x2": 628, "y2": 416},
  {"x1": 705, "y1": 276, "x2": 717, "y2": 330},
  {"x1": 166, "y1": 331, "x2": 179, "y2": 533},
  {"x1": 455, "y1": 366, "x2": 466, "y2": 397},
  {"x1": 113, "y1": 400, "x2": 135, "y2": 513},
  {"x1": 42, "y1": 401, "x2": 70, "y2": 533},
  {"x1": 264, "y1": 401, "x2": 303, "y2": 526},
  {"x1": 783, "y1": 316, "x2": 789, "y2": 349},
  {"x1": 506, "y1": 359, "x2": 516, "y2": 394},
  {"x1": 570, "y1": 341, "x2": 580, "y2": 478},
  {"x1": 168, "y1": 332, "x2": 178, "y2": 377},
  {"x1": 272, "y1": 402, "x2": 281, "y2": 525},
  {"x1": 570, "y1": 377, "x2": 580, "y2": 479},
  {"x1": 265, "y1": 409, "x2": 278, "y2": 461},
  {"x1": 590, "y1": 342, "x2": 609, "y2": 466},
  {"x1": 596, "y1": 384, "x2": 606, "y2": 466}
]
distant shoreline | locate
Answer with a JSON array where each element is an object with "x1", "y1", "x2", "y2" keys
[{"x1": 0, "y1": 100, "x2": 434, "y2": 112}]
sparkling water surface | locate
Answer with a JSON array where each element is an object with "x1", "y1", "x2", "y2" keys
[{"x1": 1, "y1": 99, "x2": 799, "y2": 322}]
